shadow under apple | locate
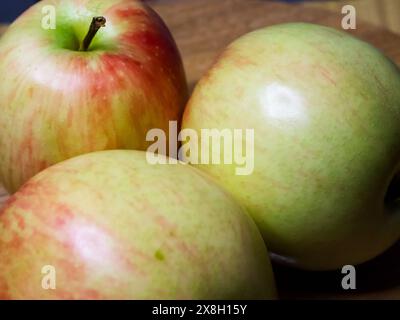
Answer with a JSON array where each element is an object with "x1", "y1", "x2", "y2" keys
[{"x1": 273, "y1": 240, "x2": 400, "y2": 299}]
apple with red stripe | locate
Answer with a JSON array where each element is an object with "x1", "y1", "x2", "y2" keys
[
  {"x1": 0, "y1": 150, "x2": 276, "y2": 299},
  {"x1": 0, "y1": 0, "x2": 188, "y2": 193},
  {"x1": 182, "y1": 23, "x2": 400, "y2": 270}
]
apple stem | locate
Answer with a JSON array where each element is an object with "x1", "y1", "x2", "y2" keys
[{"x1": 80, "y1": 17, "x2": 107, "y2": 52}]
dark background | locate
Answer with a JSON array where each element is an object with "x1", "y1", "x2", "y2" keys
[{"x1": 1, "y1": 1, "x2": 38, "y2": 23}]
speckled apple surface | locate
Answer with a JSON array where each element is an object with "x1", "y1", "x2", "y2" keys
[
  {"x1": 0, "y1": 0, "x2": 188, "y2": 193},
  {"x1": 0, "y1": 150, "x2": 276, "y2": 299},
  {"x1": 182, "y1": 23, "x2": 400, "y2": 270}
]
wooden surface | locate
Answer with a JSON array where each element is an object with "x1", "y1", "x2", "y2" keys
[
  {"x1": 1, "y1": 0, "x2": 400, "y2": 299},
  {"x1": 0, "y1": 186, "x2": 7, "y2": 210},
  {"x1": 147, "y1": 0, "x2": 400, "y2": 90},
  {"x1": 0, "y1": 25, "x2": 7, "y2": 35}
]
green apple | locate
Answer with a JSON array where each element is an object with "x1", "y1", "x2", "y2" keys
[
  {"x1": 0, "y1": 150, "x2": 276, "y2": 299},
  {"x1": 0, "y1": 0, "x2": 188, "y2": 193},
  {"x1": 181, "y1": 23, "x2": 400, "y2": 270}
]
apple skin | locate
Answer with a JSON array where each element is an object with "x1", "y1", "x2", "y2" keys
[
  {"x1": 181, "y1": 23, "x2": 400, "y2": 270},
  {"x1": 0, "y1": 150, "x2": 276, "y2": 299},
  {"x1": 0, "y1": 0, "x2": 188, "y2": 193}
]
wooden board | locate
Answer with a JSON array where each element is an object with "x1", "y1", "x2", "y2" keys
[
  {"x1": 148, "y1": 0, "x2": 400, "y2": 89},
  {"x1": 1, "y1": 0, "x2": 400, "y2": 299}
]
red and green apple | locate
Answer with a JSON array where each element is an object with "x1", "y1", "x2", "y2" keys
[
  {"x1": 0, "y1": 0, "x2": 188, "y2": 193},
  {"x1": 0, "y1": 150, "x2": 276, "y2": 299},
  {"x1": 182, "y1": 23, "x2": 400, "y2": 270}
]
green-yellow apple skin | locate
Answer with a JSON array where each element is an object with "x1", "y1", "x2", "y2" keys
[
  {"x1": 0, "y1": 150, "x2": 276, "y2": 299},
  {"x1": 0, "y1": 0, "x2": 188, "y2": 193},
  {"x1": 181, "y1": 23, "x2": 400, "y2": 270}
]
